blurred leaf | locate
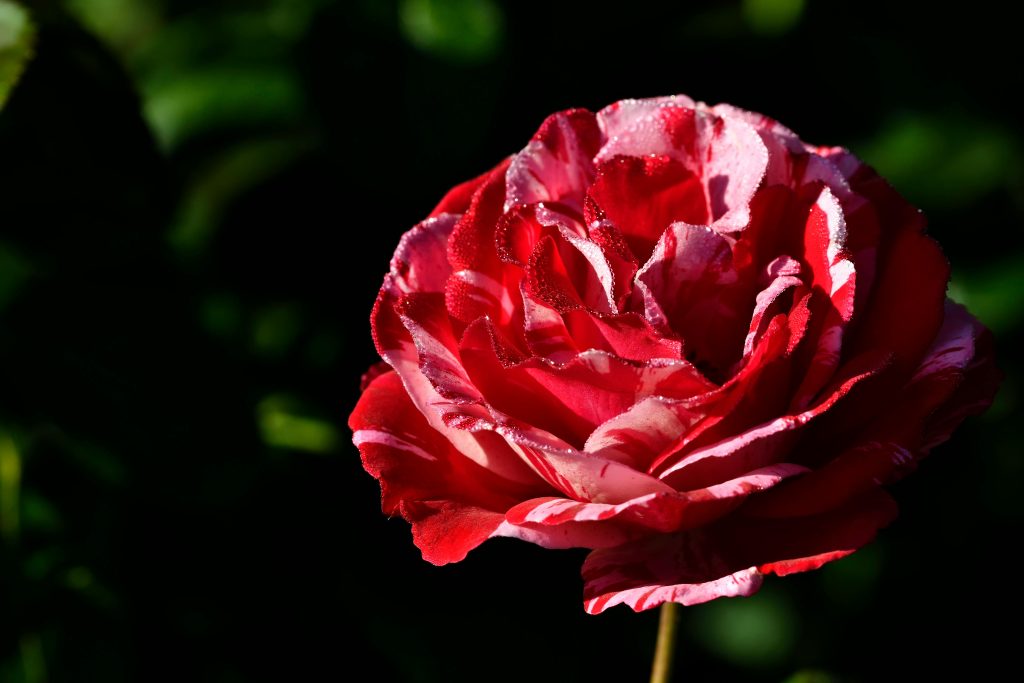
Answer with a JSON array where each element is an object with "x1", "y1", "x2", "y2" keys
[
  {"x1": 251, "y1": 303, "x2": 304, "y2": 358},
  {"x1": 18, "y1": 634, "x2": 46, "y2": 683},
  {"x1": 64, "y1": 0, "x2": 161, "y2": 56},
  {"x1": 399, "y1": 0, "x2": 503, "y2": 63},
  {"x1": 0, "y1": 241, "x2": 32, "y2": 310},
  {"x1": 0, "y1": 0, "x2": 34, "y2": 107},
  {"x1": 64, "y1": 565, "x2": 117, "y2": 610},
  {"x1": 65, "y1": 565, "x2": 93, "y2": 590},
  {"x1": 170, "y1": 135, "x2": 313, "y2": 253},
  {"x1": 742, "y1": 0, "x2": 805, "y2": 35},
  {"x1": 67, "y1": 0, "x2": 327, "y2": 153},
  {"x1": 950, "y1": 258, "x2": 1024, "y2": 334},
  {"x1": 0, "y1": 433, "x2": 20, "y2": 542},
  {"x1": 21, "y1": 491, "x2": 61, "y2": 535},
  {"x1": 257, "y1": 395, "x2": 339, "y2": 453},
  {"x1": 858, "y1": 114, "x2": 1018, "y2": 209},
  {"x1": 690, "y1": 589, "x2": 797, "y2": 668},
  {"x1": 23, "y1": 546, "x2": 62, "y2": 581},
  {"x1": 145, "y1": 67, "x2": 304, "y2": 150}
]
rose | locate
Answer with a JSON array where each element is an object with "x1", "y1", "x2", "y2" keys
[{"x1": 349, "y1": 95, "x2": 999, "y2": 613}]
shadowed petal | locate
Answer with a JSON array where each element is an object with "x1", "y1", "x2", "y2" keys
[{"x1": 582, "y1": 489, "x2": 897, "y2": 613}]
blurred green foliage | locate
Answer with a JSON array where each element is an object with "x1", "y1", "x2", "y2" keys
[
  {"x1": 690, "y1": 586, "x2": 797, "y2": 669},
  {"x1": 399, "y1": 0, "x2": 504, "y2": 63},
  {"x1": 0, "y1": 1, "x2": 1021, "y2": 681},
  {"x1": 742, "y1": 0, "x2": 806, "y2": 35},
  {"x1": 0, "y1": 0, "x2": 33, "y2": 107}
]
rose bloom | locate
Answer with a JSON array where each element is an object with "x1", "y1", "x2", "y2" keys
[{"x1": 350, "y1": 95, "x2": 999, "y2": 613}]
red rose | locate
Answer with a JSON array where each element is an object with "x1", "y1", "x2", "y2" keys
[{"x1": 349, "y1": 95, "x2": 999, "y2": 613}]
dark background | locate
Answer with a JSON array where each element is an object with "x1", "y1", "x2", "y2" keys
[{"x1": 1, "y1": 0, "x2": 1021, "y2": 681}]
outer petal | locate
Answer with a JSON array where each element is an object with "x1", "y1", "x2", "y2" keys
[
  {"x1": 490, "y1": 515, "x2": 641, "y2": 550},
  {"x1": 506, "y1": 463, "x2": 806, "y2": 535},
  {"x1": 581, "y1": 489, "x2": 898, "y2": 613},
  {"x1": 403, "y1": 501, "x2": 506, "y2": 565},
  {"x1": 867, "y1": 301, "x2": 989, "y2": 446},
  {"x1": 388, "y1": 213, "x2": 460, "y2": 295},
  {"x1": 350, "y1": 371, "x2": 544, "y2": 564},
  {"x1": 446, "y1": 158, "x2": 522, "y2": 329},
  {"x1": 845, "y1": 220, "x2": 949, "y2": 378},
  {"x1": 920, "y1": 318, "x2": 1000, "y2": 449},
  {"x1": 428, "y1": 162, "x2": 507, "y2": 218},
  {"x1": 745, "y1": 302, "x2": 999, "y2": 521},
  {"x1": 373, "y1": 294, "x2": 541, "y2": 487}
]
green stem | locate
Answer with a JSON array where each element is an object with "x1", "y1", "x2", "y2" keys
[{"x1": 650, "y1": 602, "x2": 680, "y2": 683}]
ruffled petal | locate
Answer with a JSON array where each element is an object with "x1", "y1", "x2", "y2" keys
[
  {"x1": 597, "y1": 102, "x2": 767, "y2": 233},
  {"x1": 459, "y1": 318, "x2": 718, "y2": 448},
  {"x1": 581, "y1": 489, "x2": 897, "y2": 613},
  {"x1": 635, "y1": 222, "x2": 746, "y2": 375},
  {"x1": 350, "y1": 371, "x2": 545, "y2": 564},
  {"x1": 845, "y1": 227, "x2": 949, "y2": 377},
  {"x1": 505, "y1": 108, "x2": 602, "y2": 213},
  {"x1": 790, "y1": 187, "x2": 858, "y2": 408},
  {"x1": 657, "y1": 349, "x2": 889, "y2": 489},
  {"x1": 373, "y1": 289, "x2": 541, "y2": 488},
  {"x1": 446, "y1": 158, "x2": 523, "y2": 328},
  {"x1": 506, "y1": 463, "x2": 806, "y2": 535},
  {"x1": 586, "y1": 154, "x2": 708, "y2": 261}
]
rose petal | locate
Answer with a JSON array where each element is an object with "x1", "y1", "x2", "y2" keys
[
  {"x1": 428, "y1": 162, "x2": 506, "y2": 218},
  {"x1": 505, "y1": 108, "x2": 602, "y2": 213},
  {"x1": 388, "y1": 213, "x2": 460, "y2": 295},
  {"x1": 741, "y1": 255, "x2": 805, "y2": 358},
  {"x1": 373, "y1": 290, "x2": 542, "y2": 486},
  {"x1": 507, "y1": 463, "x2": 806, "y2": 534},
  {"x1": 446, "y1": 159, "x2": 522, "y2": 328},
  {"x1": 597, "y1": 102, "x2": 768, "y2": 233},
  {"x1": 585, "y1": 396, "x2": 702, "y2": 467},
  {"x1": 586, "y1": 154, "x2": 708, "y2": 261},
  {"x1": 350, "y1": 372, "x2": 546, "y2": 564},
  {"x1": 562, "y1": 310, "x2": 685, "y2": 364},
  {"x1": 581, "y1": 489, "x2": 898, "y2": 613},
  {"x1": 460, "y1": 318, "x2": 721, "y2": 449},
  {"x1": 657, "y1": 348, "x2": 890, "y2": 489},
  {"x1": 402, "y1": 500, "x2": 507, "y2": 565},
  {"x1": 790, "y1": 187, "x2": 858, "y2": 408},
  {"x1": 596, "y1": 95, "x2": 697, "y2": 143},
  {"x1": 920, "y1": 313, "x2": 1000, "y2": 450},
  {"x1": 635, "y1": 222, "x2": 746, "y2": 375},
  {"x1": 846, "y1": 227, "x2": 949, "y2": 377}
]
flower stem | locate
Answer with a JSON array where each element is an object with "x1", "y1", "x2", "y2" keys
[{"x1": 650, "y1": 602, "x2": 680, "y2": 683}]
